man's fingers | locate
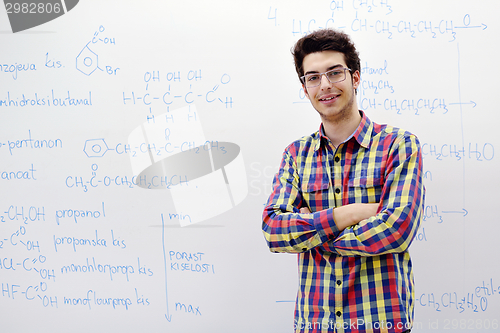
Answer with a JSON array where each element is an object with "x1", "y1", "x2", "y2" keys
[{"x1": 300, "y1": 207, "x2": 311, "y2": 214}]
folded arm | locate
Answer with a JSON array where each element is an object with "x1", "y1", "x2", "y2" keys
[
  {"x1": 325, "y1": 134, "x2": 424, "y2": 256},
  {"x1": 262, "y1": 133, "x2": 424, "y2": 256},
  {"x1": 262, "y1": 148, "x2": 381, "y2": 253}
]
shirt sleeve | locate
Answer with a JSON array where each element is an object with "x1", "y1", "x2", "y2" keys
[
  {"x1": 261, "y1": 148, "x2": 341, "y2": 253},
  {"x1": 330, "y1": 133, "x2": 425, "y2": 256}
]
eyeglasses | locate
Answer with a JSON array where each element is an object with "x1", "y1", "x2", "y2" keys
[{"x1": 300, "y1": 67, "x2": 351, "y2": 88}]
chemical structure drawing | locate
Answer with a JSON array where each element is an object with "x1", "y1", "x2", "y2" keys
[
  {"x1": 75, "y1": 25, "x2": 119, "y2": 76},
  {"x1": 78, "y1": 67, "x2": 244, "y2": 224},
  {"x1": 76, "y1": 43, "x2": 99, "y2": 76},
  {"x1": 123, "y1": 70, "x2": 234, "y2": 125},
  {"x1": 83, "y1": 139, "x2": 109, "y2": 158}
]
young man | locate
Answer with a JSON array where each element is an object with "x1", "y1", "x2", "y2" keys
[{"x1": 262, "y1": 29, "x2": 424, "y2": 333}]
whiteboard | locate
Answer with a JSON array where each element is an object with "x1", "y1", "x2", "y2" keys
[{"x1": 1, "y1": 0, "x2": 499, "y2": 332}]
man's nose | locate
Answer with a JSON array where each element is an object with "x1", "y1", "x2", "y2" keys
[{"x1": 319, "y1": 73, "x2": 332, "y2": 89}]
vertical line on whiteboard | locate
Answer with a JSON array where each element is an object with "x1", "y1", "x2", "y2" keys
[
  {"x1": 457, "y1": 42, "x2": 466, "y2": 290},
  {"x1": 161, "y1": 214, "x2": 172, "y2": 321}
]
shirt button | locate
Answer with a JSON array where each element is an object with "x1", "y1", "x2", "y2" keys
[
  {"x1": 336, "y1": 280, "x2": 342, "y2": 286},
  {"x1": 335, "y1": 188, "x2": 341, "y2": 194},
  {"x1": 336, "y1": 311, "x2": 342, "y2": 317},
  {"x1": 334, "y1": 156, "x2": 340, "y2": 163}
]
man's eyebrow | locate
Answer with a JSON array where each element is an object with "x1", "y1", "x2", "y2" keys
[{"x1": 304, "y1": 64, "x2": 343, "y2": 75}]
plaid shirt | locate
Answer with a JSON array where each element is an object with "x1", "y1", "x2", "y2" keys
[{"x1": 262, "y1": 111, "x2": 424, "y2": 333}]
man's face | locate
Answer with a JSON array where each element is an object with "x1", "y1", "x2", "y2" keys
[{"x1": 302, "y1": 50, "x2": 360, "y2": 123}]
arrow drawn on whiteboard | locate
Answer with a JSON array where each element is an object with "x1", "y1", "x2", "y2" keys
[
  {"x1": 441, "y1": 209, "x2": 468, "y2": 217},
  {"x1": 449, "y1": 101, "x2": 476, "y2": 108},
  {"x1": 454, "y1": 24, "x2": 487, "y2": 30},
  {"x1": 161, "y1": 214, "x2": 173, "y2": 322}
]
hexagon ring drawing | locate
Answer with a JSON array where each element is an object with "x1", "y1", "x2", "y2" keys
[
  {"x1": 84, "y1": 138, "x2": 109, "y2": 158},
  {"x1": 76, "y1": 45, "x2": 99, "y2": 76}
]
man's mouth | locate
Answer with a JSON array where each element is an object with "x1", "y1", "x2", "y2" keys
[{"x1": 319, "y1": 94, "x2": 340, "y2": 102}]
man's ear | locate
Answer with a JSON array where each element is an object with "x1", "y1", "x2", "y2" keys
[
  {"x1": 351, "y1": 70, "x2": 360, "y2": 90},
  {"x1": 302, "y1": 85, "x2": 310, "y2": 100}
]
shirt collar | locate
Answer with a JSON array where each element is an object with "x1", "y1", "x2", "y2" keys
[{"x1": 316, "y1": 110, "x2": 373, "y2": 151}]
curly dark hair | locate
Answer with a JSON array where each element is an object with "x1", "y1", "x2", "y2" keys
[{"x1": 292, "y1": 29, "x2": 361, "y2": 82}]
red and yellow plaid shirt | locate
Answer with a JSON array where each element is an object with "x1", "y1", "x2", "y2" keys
[{"x1": 262, "y1": 111, "x2": 424, "y2": 333}]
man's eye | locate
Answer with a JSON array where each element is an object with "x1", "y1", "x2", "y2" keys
[{"x1": 307, "y1": 75, "x2": 319, "y2": 81}]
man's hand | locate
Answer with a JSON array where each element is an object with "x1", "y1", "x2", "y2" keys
[{"x1": 300, "y1": 203, "x2": 379, "y2": 231}]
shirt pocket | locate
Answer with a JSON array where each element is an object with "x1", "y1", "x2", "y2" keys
[
  {"x1": 347, "y1": 168, "x2": 383, "y2": 203},
  {"x1": 301, "y1": 176, "x2": 332, "y2": 212}
]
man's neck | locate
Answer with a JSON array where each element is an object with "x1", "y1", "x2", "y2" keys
[{"x1": 322, "y1": 110, "x2": 362, "y2": 147}]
